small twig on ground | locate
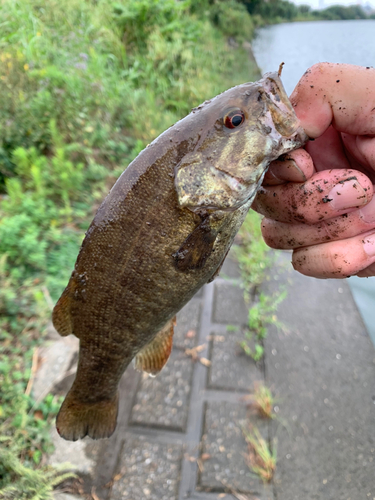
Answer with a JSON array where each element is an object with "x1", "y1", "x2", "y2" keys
[
  {"x1": 42, "y1": 285, "x2": 55, "y2": 311},
  {"x1": 25, "y1": 347, "x2": 39, "y2": 396},
  {"x1": 91, "y1": 486, "x2": 101, "y2": 500},
  {"x1": 220, "y1": 479, "x2": 254, "y2": 500}
]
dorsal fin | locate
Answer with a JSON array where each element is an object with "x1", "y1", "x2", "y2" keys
[
  {"x1": 52, "y1": 289, "x2": 73, "y2": 337},
  {"x1": 134, "y1": 317, "x2": 176, "y2": 376}
]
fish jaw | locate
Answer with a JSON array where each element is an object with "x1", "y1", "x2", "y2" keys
[{"x1": 175, "y1": 72, "x2": 308, "y2": 212}]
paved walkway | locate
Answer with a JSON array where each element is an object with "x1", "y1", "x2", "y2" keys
[{"x1": 46, "y1": 249, "x2": 375, "y2": 500}]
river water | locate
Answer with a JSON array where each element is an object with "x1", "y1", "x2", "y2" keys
[
  {"x1": 252, "y1": 19, "x2": 375, "y2": 94},
  {"x1": 252, "y1": 19, "x2": 375, "y2": 344}
]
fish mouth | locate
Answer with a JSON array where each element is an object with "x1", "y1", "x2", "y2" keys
[{"x1": 261, "y1": 71, "x2": 309, "y2": 142}]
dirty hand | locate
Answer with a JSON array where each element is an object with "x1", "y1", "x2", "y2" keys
[{"x1": 253, "y1": 62, "x2": 375, "y2": 279}]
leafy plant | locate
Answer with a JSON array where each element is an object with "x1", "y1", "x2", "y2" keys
[
  {"x1": 0, "y1": 325, "x2": 74, "y2": 498},
  {"x1": 0, "y1": 448, "x2": 74, "y2": 500},
  {"x1": 239, "y1": 290, "x2": 286, "y2": 361}
]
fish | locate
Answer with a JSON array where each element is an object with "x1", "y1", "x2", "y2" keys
[{"x1": 52, "y1": 71, "x2": 308, "y2": 441}]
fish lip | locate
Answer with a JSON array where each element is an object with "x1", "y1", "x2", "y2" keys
[{"x1": 260, "y1": 71, "x2": 309, "y2": 143}]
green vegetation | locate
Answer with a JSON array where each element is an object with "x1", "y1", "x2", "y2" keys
[
  {"x1": 240, "y1": 290, "x2": 286, "y2": 361},
  {"x1": 234, "y1": 210, "x2": 285, "y2": 361},
  {"x1": 234, "y1": 211, "x2": 271, "y2": 295},
  {"x1": 0, "y1": 0, "x2": 259, "y2": 497},
  {"x1": 245, "y1": 383, "x2": 276, "y2": 420},
  {"x1": 240, "y1": 0, "x2": 374, "y2": 25},
  {"x1": 243, "y1": 425, "x2": 277, "y2": 483}
]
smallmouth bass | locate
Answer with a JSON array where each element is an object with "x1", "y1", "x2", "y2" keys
[{"x1": 53, "y1": 72, "x2": 308, "y2": 441}]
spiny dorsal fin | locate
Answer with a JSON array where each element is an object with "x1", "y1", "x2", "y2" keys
[{"x1": 134, "y1": 316, "x2": 176, "y2": 376}]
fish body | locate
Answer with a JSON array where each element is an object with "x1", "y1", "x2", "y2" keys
[{"x1": 52, "y1": 72, "x2": 308, "y2": 441}]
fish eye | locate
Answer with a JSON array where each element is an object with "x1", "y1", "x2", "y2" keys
[{"x1": 224, "y1": 109, "x2": 245, "y2": 129}]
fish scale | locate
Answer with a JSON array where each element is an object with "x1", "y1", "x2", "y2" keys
[{"x1": 52, "y1": 71, "x2": 308, "y2": 441}]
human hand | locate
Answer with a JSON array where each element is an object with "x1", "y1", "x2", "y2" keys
[{"x1": 253, "y1": 63, "x2": 375, "y2": 278}]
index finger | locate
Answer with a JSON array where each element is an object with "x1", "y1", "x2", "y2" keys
[{"x1": 291, "y1": 63, "x2": 375, "y2": 138}]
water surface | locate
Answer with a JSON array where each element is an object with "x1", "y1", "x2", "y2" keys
[{"x1": 252, "y1": 19, "x2": 375, "y2": 94}]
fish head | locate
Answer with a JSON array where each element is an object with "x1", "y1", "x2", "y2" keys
[{"x1": 175, "y1": 71, "x2": 309, "y2": 211}]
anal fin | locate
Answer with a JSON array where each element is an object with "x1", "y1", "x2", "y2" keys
[{"x1": 134, "y1": 316, "x2": 176, "y2": 376}]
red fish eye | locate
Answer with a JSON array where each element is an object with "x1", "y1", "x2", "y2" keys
[{"x1": 224, "y1": 109, "x2": 245, "y2": 129}]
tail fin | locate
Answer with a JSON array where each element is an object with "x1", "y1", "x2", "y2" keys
[{"x1": 56, "y1": 390, "x2": 119, "y2": 441}]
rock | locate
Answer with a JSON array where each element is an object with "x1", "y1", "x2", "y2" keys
[{"x1": 33, "y1": 335, "x2": 78, "y2": 401}]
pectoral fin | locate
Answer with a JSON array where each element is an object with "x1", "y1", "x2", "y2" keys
[
  {"x1": 173, "y1": 216, "x2": 217, "y2": 271},
  {"x1": 134, "y1": 317, "x2": 176, "y2": 376}
]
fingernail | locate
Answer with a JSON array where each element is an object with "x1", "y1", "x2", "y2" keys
[
  {"x1": 286, "y1": 159, "x2": 307, "y2": 182},
  {"x1": 363, "y1": 233, "x2": 375, "y2": 256},
  {"x1": 270, "y1": 158, "x2": 307, "y2": 182},
  {"x1": 328, "y1": 178, "x2": 368, "y2": 210},
  {"x1": 360, "y1": 196, "x2": 375, "y2": 223}
]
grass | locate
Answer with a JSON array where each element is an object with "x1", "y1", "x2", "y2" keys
[
  {"x1": 243, "y1": 425, "x2": 277, "y2": 484},
  {"x1": 0, "y1": 0, "x2": 260, "y2": 497},
  {"x1": 233, "y1": 210, "x2": 287, "y2": 361},
  {"x1": 244, "y1": 383, "x2": 276, "y2": 420},
  {"x1": 234, "y1": 210, "x2": 272, "y2": 295},
  {"x1": 239, "y1": 289, "x2": 286, "y2": 361}
]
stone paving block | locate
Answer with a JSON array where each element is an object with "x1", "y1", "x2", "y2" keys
[
  {"x1": 208, "y1": 329, "x2": 264, "y2": 391},
  {"x1": 130, "y1": 350, "x2": 193, "y2": 431},
  {"x1": 198, "y1": 402, "x2": 271, "y2": 497},
  {"x1": 263, "y1": 251, "x2": 375, "y2": 500},
  {"x1": 53, "y1": 494, "x2": 81, "y2": 500},
  {"x1": 212, "y1": 281, "x2": 248, "y2": 325},
  {"x1": 174, "y1": 298, "x2": 202, "y2": 349},
  {"x1": 33, "y1": 336, "x2": 78, "y2": 401},
  {"x1": 49, "y1": 428, "x2": 99, "y2": 477},
  {"x1": 111, "y1": 435, "x2": 183, "y2": 500}
]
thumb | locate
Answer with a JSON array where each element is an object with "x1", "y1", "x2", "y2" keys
[{"x1": 263, "y1": 148, "x2": 315, "y2": 186}]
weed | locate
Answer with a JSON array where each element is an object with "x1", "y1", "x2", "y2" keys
[
  {"x1": 243, "y1": 425, "x2": 277, "y2": 483},
  {"x1": 0, "y1": 325, "x2": 74, "y2": 498},
  {"x1": 244, "y1": 383, "x2": 276, "y2": 419},
  {"x1": 239, "y1": 290, "x2": 286, "y2": 361},
  {"x1": 234, "y1": 211, "x2": 271, "y2": 294}
]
